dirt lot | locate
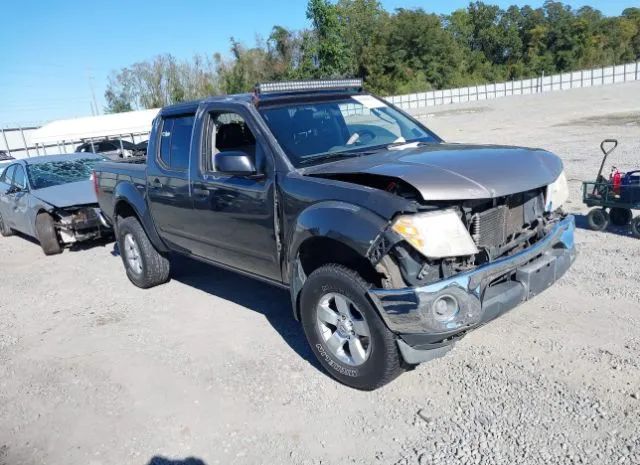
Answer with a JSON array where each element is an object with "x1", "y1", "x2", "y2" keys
[{"x1": 1, "y1": 83, "x2": 639, "y2": 465}]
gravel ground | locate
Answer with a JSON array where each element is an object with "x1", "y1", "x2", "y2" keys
[{"x1": 1, "y1": 82, "x2": 639, "y2": 465}]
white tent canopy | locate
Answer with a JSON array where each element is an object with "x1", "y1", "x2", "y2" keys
[{"x1": 30, "y1": 108, "x2": 160, "y2": 145}]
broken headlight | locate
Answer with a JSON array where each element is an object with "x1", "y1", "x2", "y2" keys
[
  {"x1": 392, "y1": 209, "x2": 478, "y2": 259},
  {"x1": 545, "y1": 170, "x2": 569, "y2": 211}
]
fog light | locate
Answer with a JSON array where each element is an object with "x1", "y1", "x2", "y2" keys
[
  {"x1": 432, "y1": 295, "x2": 459, "y2": 322},
  {"x1": 416, "y1": 287, "x2": 482, "y2": 332}
]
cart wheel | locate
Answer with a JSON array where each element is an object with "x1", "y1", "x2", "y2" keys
[
  {"x1": 610, "y1": 208, "x2": 633, "y2": 226},
  {"x1": 631, "y1": 216, "x2": 640, "y2": 238},
  {"x1": 587, "y1": 208, "x2": 609, "y2": 231}
]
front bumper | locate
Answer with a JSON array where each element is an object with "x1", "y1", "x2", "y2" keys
[
  {"x1": 56, "y1": 208, "x2": 113, "y2": 244},
  {"x1": 370, "y1": 215, "x2": 576, "y2": 363}
]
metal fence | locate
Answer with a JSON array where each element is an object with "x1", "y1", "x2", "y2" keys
[
  {"x1": 387, "y1": 61, "x2": 640, "y2": 110},
  {"x1": 0, "y1": 126, "x2": 40, "y2": 159},
  {"x1": 0, "y1": 127, "x2": 149, "y2": 160}
]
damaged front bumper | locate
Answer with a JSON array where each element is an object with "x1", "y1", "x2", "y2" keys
[
  {"x1": 56, "y1": 207, "x2": 113, "y2": 244},
  {"x1": 370, "y1": 215, "x2": 576, "y2": 364}
]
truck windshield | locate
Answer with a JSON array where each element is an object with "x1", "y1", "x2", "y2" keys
[
  {"x1": 27, "y1": 157, "x2": 105, "y2": 190},
  {"x1": 259, "y1": 95, "x2": 439, "y2": 167}
]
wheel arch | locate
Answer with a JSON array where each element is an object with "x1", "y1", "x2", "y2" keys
[
  {"x1": 113, "y1": 183, "x2": 169, "y2": 253},
  {"x1": 287, "y1": 201, "x2": 390, "y2": 320}
]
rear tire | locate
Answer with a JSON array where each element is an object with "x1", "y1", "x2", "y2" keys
[
  {"x1": 300, "y1": 264, "x2": 404, "y2": 390},
  {"x1": 117, "y1": 216, "x2": 170, "y2": 288},
  {"x1": 0, "y1": 212, "x2": 13, "y2": 237},
  {"x1": 587, "y1": 208, "x2": 609, "y2": 232},
  {"x1": 35, "y1": 213, "x2": 62, "y2": 255},
  {"x1": 631, "y1": 216, "x2": 640, "y2": 239},
  {"x1": 610, "y1": 207, "x2": 632, "y2": 226}
]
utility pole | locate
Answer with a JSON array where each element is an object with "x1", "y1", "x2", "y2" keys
[{"x1": 86, "y1": 67, "x2": 99, "y2": 116}]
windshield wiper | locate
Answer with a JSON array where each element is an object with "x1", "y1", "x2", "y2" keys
[
  {"x1": 298, "y1": 149, "x2": 377, "y2": 166},
  {"x1": 387, "y1": 140, "x2": 432, "y2": 150}
]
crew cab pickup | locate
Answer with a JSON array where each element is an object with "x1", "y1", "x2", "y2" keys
[{"x1": 94, "y1": 79, "x2": 576, "y2": 390}]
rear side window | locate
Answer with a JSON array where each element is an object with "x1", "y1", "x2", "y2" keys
[
  {"x1": 159, "y1": 115, "x2": 195, "y2": 170},
  {"x1": 1, "y1": 165, "x2": 16, "y2": 184},
  {"x1": 99, "y1": 142, "x2": 117, "y2": 152}
]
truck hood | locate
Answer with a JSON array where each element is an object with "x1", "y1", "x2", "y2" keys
[
  {"x1": 302, "y1": 143, "x2": 564, "y2": 201},
  {"x1": 32, "y1": 180, "x2": 98, "y2": 208}
]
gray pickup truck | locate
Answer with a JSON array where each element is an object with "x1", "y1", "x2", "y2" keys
[{"x1": 94, "y1": 79, "x2": 575, "y2": 390}]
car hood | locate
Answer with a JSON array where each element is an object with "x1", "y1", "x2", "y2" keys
[
  {"x1": 302, "y1": 143, "x2": 563, "y2": 201},
  {"x1": 32, "y1": 180, "x2": 97, "y2": 208}
]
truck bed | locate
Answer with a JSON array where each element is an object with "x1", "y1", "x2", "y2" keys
[{"x1": 94, "y1": 158, "x2": 148, "y2": 225}]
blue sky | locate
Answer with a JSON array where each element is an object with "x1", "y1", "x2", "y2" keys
[{"x1": 0, "y1": 0, "x2": 634, "y2": 127}]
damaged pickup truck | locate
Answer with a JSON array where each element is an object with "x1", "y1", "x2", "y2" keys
[
  {"x1": 94, "y1": 79, "x2": 575, "y2": 390},
  {"x1": 0, "y1": 153, "x2": 112, "y2": 255}
]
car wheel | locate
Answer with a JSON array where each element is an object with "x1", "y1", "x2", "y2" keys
[
  {"x1": 631, "y1": 216, "x2": 640, "y2": 239},
  {"x1": 609, "y1": 207, "x2": 632, "y2": 226},
  {"x1": 587, "y1": 208, "x2": 609, "y2": 231},
  {"x1": 0, "y1": 212, "x2": 13, "y2": 237},
  {"x1": 117, "y1": 216, "x2": 170, "y2": 288},
  {"x1": 35, "y1": 213, "x2": 62, "y2": 255},
  {"x1": 300, "y1": 264, "x2": 404, "y2": 390}
]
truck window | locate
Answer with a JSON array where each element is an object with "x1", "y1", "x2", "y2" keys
[
  {"x1": 159, "y1": 115, "x2": 195, "y2": 171},
  {"x1": 259, "y1": 96, "x2": 437, "y2": 167},
  {"x1": 208, "y1": 112, "x2": 257, "y2": 171}
]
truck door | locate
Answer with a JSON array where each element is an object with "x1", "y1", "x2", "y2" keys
[
  {"x1": 146, "y1": 113, "x2": 198, "y2": 252},
  {"x1": 187, "y1": 105, "x2": 281, "y2": 282}
]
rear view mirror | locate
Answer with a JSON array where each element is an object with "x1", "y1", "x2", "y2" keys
[{"x1": 214, "y1": 151, "x2": 257, "y2": 176}]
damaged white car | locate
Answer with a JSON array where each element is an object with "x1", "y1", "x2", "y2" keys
[{"x1": 0, "y1": 153, "x2": 112, "y2": 255}]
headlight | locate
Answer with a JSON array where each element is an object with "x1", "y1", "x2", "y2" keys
[
  {"x1": 545, "y1": 170, "x2": 569, "y2": 211},
  {"x1": 392, "y1": 209, "x2": 478, "y2": 259}
]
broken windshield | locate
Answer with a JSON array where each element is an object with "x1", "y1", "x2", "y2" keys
[{"x1": 27, "y1": 158, "x2": 105, "y2": 190}]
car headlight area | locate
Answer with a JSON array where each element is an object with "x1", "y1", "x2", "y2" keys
[
  {"x1": 545, "y1": 169, "x2": 569, "y2": 211},
  {"x1": 392, "y1": 209, "x2": 479, "y2": 259}
]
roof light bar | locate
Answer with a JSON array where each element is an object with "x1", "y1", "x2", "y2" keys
[{"x1": 255, "y1": 79, "x2": 363, "y2": 95}]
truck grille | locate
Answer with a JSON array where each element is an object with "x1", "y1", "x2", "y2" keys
[{"x1": 470, "y1": 191, "x2": 543, "y2": 249}]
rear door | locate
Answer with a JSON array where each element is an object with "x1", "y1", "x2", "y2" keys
[
  {"x1": 147, "y1": 113, "x2": 197, "y2": 252},
  {"x1": 186, "y1": 104, "x2": 281, "y2": 281}
]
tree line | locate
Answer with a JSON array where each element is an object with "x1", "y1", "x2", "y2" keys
[{"x1": 104, "y1": 0, "x2": 640, "y2": 113}]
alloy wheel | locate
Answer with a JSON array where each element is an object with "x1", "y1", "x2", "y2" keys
[
  {"x1": 124, "y1": 233, "x2": 143, "y2": 275},
  {"x1": 316, "y1": 292, "x2": 372, "y2": 366}
]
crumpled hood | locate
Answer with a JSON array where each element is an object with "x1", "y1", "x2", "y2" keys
[
  {"x1": 303, "y1": 143, "x2": 563, "y2": 201},
  {"x1": 32, "y1": 180, "x2": 98, "y2": 208}
]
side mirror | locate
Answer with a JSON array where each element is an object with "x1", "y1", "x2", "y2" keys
[
  {"x1": 214, "y1": 151, "x2": 257, "y2": 176},
  {"x1": 5, "y1": 185, "x2": 19, "y2": 195}
]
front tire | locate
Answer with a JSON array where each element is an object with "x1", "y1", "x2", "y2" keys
[
  {"x1": 35, "y1": 213, "x2": 62, "y2": 255},
  {"x1": 300, "y1": 264, "x2": 403, "y2": 390},
  {"x1": 117, "y1": 216, "x2": 170, "y2": 288},
  {"x1": 0, "y1": 211, "x2": 13, "y2": 237}
]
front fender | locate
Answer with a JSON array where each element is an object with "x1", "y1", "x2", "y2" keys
[
  {"x1": 287, "y1": 200, "x2": 389, "y2": 267},
  {"x1": 114, "y1": 182, "x2": 169, "y2": 253},
  {"x1": 286, "y1": 201, "x2": 389, "y2": 317}
]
